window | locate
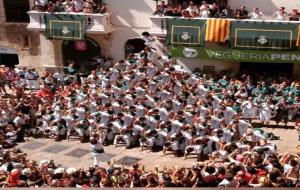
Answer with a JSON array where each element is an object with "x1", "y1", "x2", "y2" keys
[{"x1": 4, "y1": 0, "x2": 30, "y2": 22}]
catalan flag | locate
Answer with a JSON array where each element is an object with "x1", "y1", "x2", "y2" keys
[
  {"x1": 297, "y1": 26, "x2": 300, "y2": 47},
  {"x1": 205, "y1": 18, "x2": 231, "y2": 42}
]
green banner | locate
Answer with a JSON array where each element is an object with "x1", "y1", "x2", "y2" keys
[
  {"x1": 230, "y1": 21, "x2": 298, "y2": 50},
  {"x1": 171, "y1": 46, "x2": 300, "y2": 63},
  {"x1": 166, "y1": 18, "x2": 205, "y2": 46},
  {"x1": 45, "y1": 14, "x2": 85, "y2": 40}
]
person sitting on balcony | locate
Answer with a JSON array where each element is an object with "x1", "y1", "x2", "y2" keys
[
  {"x1": 273, "y1": 7, "x2": 287, "y2": 21},
  {"x1": 288, "y1": 9, "x2": 300, "y2": 21},
  {"x1": 186, "y1": 1, "x2": 199, "y2": 16},
  {"x1": 34, "y1": 0, "x2": 48, "y2": 11},
  {"x1": 73, "y1": 0, "x2": 84, "y2": 13},
  {"x1": 199, "y1": 4, "x2": 210, "y2": 18},
  {"x1": 53, "y1": 0, "x2": 65, "y2": 12},
  {"x1": 63, "y1": 0, "x2": 74, "y2": 12},
  {"x1": 83, "y1": 0, "x2": 95, "y2": 13},
  {"x1": 249, "y1": 7, "x2": 263, "y2": 20}
]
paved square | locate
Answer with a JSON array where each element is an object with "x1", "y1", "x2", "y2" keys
[
  {"x1": 66, "y1": 148, "x2": 90, "y2": 158},
  {"x1": 21, "y1": 141, "x2": 46, "y2": 150},
  {"x1": 90, "y1": 153, "x2": 116, "y2": 162},
  {"x1": 42, "y1": 144, "x2": 70, "y2": 154},
  {"x1": 117, "y1": 156, "x2": 141, "y2": 166}
]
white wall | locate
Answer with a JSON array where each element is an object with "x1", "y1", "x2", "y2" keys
[
  {"x1": 176, "y1": 58, "x2": 239, "y2": 73},
  {"x1": 104, "y1": 0, "x2": 157, "y2": 60},
  {"x1": 229, "y1": 0, "x2": 300, "y2": 19},
  {"x1": 105, "y1": 0, "x2": 156, "y2": 28}
]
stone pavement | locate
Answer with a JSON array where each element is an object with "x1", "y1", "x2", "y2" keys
[{"x1": 15, "y1": 127, "x2": 300, "y2": 171}]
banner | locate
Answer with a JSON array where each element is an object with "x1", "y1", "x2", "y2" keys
[
  {"x1": 171, "y1": 46, "x2": 300, "y2": 63},
  {"x1": 166, "y1": 18, "x2": 205, "y2": 46},
  {"x1": 230, "y1": 21, "x2": 298, "y2": 50},
  {"x1": 205, "y1": 18, "x2": 231, "y2": 42},
  {"x1": 45, "y1": 14, "x2": 85, "y2": 40}
]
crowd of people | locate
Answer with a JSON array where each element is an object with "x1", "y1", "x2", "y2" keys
[
  {"x1": 154, "y1": 0, "x2": 300, "y2": 21},
  {"x1": 0, "y1": 146, "x2": 299, "y2": 187},
  {"x1": 33, "y1": 0, "x2": 108, "y2": 14},
  {"x1": 0, "y1": 37, "x2": 300, "y2": 186}
]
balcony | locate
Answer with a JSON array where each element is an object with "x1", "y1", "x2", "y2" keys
[
  {"x1": 150, "y1": 16, "x2": 300, "y2": 37},
  {"x1": 149, "y1": 15, "x2": 169, "y2": 36},
  {"x1": 27, "y1": 11, "x2": 115, "y2": 34}
]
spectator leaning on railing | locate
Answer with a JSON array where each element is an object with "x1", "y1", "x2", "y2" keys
[
  {"x1": 288, "y1": 9, "x2": 300, "y2": 21},
  {"x1": 273, "y1": 7, "x2": 288, "y2": 21},
  {"x1": 249, "y1": 7, "x2": 263, "y2": 20},
  {"x1": 152, "y1": 0, "x2": 300, "y2": 21}
]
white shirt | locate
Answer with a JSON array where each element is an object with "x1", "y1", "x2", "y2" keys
[{"x1": 250, "y1": 12, "x2": 263, "y2": 20}]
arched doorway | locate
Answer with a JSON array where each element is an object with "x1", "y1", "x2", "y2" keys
[
  {"x1": 62, "y1": 37, "x2": 101, "y2": 73},
  {"x1": 0, "y1": 46, "x2": 19, "y2": 68},
  {"x1": 124, "y1": 38, "x2": 146, "y2": 58}
]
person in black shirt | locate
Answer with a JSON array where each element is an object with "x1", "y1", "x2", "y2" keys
[{"x1": 236, "y1": 6, "x2": 248, "y2": 19}]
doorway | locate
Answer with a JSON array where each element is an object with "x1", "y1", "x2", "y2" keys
[
  {"x1": 124, "y1": 38, "x2": 146, "y2": 58},
  {"x1": 62, "y1": 37, "x2": 101, "y2": 73},
  {"x1": 240, "y1": 62, "x2": 293, "y2": 77},
  {"x1": 0, "y1": 54, "x2": 19, "y2": 68}
]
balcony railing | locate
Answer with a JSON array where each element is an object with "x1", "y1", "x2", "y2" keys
[
  {"x1": 149, "y1": 15, "x2": 300, "y2": 36},
  {"x1": 27, "y1": 11, "x2": 115, "y2": 34}
]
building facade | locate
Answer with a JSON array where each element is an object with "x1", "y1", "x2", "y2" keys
[{"x1": 0, "y1": 0, "x2": 300, "y2": 74}]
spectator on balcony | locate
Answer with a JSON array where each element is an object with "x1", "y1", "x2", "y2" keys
[
  {"x1": 182, "y1": 10, "x2": 191, "y2": 18},
  {"x1": 154, "y1": 1, "x2": 167, "y2": 16},
  {"x1": 249, "y1": 7, "x2": 263, "y2": 20},
  {"x1": 209, "y1": 3, "x2": 219, "y2": 18},
  {"x1": 186, "y1": 1, "x2": 199, "y2": 15},
  {"x1": 219, "y1": 6, "x2": 234, "y2": 18},
  {"x1": 34, "y1": 0, "x2": 48, "y2": 11},
  {"x1": 239, "y1": 6, "x2": 248, "y2": 19},
  {"x1": 83, "y1": 0, "x2": 95, "y2": 13},
  {"x1": 63, "y1": 0, "x2": 74, "y2": 12},
  {"x1": 199, "y1": 5, "x2": 210, "y2": 18},
  {"x1": 73, "y1": 0, "x2": 84, "y2": 13},
  {"x1": 273, "y1": 7, "x2": 287, "y2": 21},
  {"x1": 288, "y1": 9, "x2": 300, "y2": 21},
  {"x1": 173, "y1": 4, "x2": 183, "y2": 17},
  {"x1": 99, "y1": 3, "x2": 108, "y2": 14},
  {"x1": 46, "y1": 1, "x2": 55, "y2": 12},
  {"x1": 191, "y1": 11, "x2": 199, "y2": 18},
  {"x1": 164, "y1": 4, "x2": 175, "y2": 16},
  {"x1": 53, "y1": 0, "x2": 65, "y2": 12}
]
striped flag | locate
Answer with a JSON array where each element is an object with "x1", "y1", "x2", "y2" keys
[
  {"x1": 297, "y1": 26, "x2": 300, "y2": 47},
  {"x1": 205, "y1": 18, "x2": 231, "y2": 42}
]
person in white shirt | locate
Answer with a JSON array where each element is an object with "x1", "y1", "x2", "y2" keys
[
  {"x1": 273, "y1": 7, "x2": 287, "y2": 21},
  {"x1": 185, "y1": 1, "x2": 199, "y2": 15},
  {"x1": 249, "y1": 7, "x2": 263, "y2": 20},
  {"x1": 90, "y1": 135, "x2": 104, "y2": 167},
  {"x1": 199, "y1": 4, "x2": 210, "y2": 18}
]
